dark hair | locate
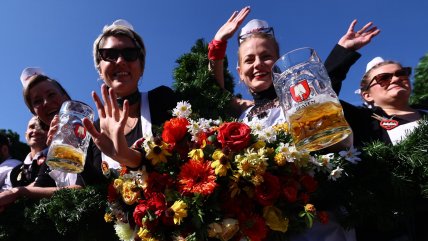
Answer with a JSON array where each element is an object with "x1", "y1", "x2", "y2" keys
[
  {"x1": 0, "y1": 133, "x2": 10, "y2": 148},
  {"x1": 23, "y1": 75, "x2": 71, "y2": 115}
]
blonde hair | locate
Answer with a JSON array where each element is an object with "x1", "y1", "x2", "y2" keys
[{"x1": 237, "y1": 33, "x2": 280, "y2": 67}]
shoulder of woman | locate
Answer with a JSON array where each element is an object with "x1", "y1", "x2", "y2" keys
[{"x1": 148, "y1": 85, "x2": 175, "y2": 95}]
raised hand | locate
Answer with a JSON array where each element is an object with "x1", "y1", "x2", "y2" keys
[
  {"x1": 83, "y1": 84, "x2": 129, "y2": 162},
  {"x1": 338, "y1": 19, "x2": 381, "y2": 51},
  {"x1": 214, "y1": 6, "x2": 251, "y2": 41},
  {"x1": 46, "y1": 114, "x2": 60, "y2": 146}
]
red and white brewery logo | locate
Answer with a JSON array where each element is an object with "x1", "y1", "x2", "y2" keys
[
  {"x1": 73, "y1": 122, "x2": 87, "y2": 139},
  {"x1": 290, "y1": 80, "x2": 310, "y2": 102}
]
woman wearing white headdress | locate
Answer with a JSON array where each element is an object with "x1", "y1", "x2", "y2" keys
[{"x1": 81, "y1": 19, "x2": 177, "y2": 185}]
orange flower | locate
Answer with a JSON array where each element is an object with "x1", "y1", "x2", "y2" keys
[
  {"x1": 162, "y1": 118, "x2": 189, "y2": 145},
  {"x1": 178, "y1": 159, "x2": 217, "y2": 195}
]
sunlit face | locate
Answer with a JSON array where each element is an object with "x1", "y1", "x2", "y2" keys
[
  {"x1": 97, "y1": 35, "x2": 143, "y2": 97},
  {"x1": 362, "y1": 63, "x2": 411, "y2": 106},
  {"x1": 29, "y1": 81, "x2": 69, "y2": 125},
  {"x1": 237, "y1": 37, "x2": 279, "y2": 93},
  {"x1": 25, "y1": 117, "x2": 47, "y2": 148}
]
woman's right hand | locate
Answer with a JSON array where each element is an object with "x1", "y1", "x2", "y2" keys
[{"x1": 214, "y1": 6, "x2": 251, "y2": 41}]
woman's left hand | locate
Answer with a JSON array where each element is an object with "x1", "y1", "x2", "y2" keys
[
  {"x1": 83, "y1": 84, "x2": 129, "y2": 162},
  {"x1": 338, "y1": 19, "x2": 380, "y2": 51}
]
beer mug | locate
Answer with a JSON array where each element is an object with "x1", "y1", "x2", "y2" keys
[
  {"x1": 272, "y1": 47, "x2": 352, "y2": 151},
  {"x1": 46, "y1": 100, "x2": 94, "y2": 173}
]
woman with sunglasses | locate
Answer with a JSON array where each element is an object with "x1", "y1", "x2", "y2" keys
[
  {"x1": 338, "y1": 57, "x2": 427, "y2": 147},
  {"x1": 209, "y1": 7, "x2": 379, "y2": 127},
  {"x1": 81, "y1": 19, "x2": 177, "y2": 185},
  {"x1": 0, "y1": 69, "x2": 82, "y2": 212}
]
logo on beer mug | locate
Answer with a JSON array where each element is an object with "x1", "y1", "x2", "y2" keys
[
  {"x1": 73, "y1": 122, "x2": 87, "y2": 140},
  {"x1": 290, "y1": 80, "x2": 310, "y2": 102}
]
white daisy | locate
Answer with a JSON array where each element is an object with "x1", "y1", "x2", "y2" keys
[
  {"x1": 329, "y1": 166, "x2": 344, "y2": 181},
  {"x1": 339, "y1": 146, "x2": 361, "y2": 164},
  {"x1": 172, "y1": 101, "x2": 192, "y2": 118}
]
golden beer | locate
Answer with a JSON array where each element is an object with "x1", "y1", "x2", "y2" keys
[
  {"x1": 46, "y1": 144, "x2": 85, "y2": 173},
  {"x1": 288, "y1": 101, "x2": 352, "y2": 152}
]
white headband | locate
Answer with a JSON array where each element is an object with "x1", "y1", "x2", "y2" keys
[{"x1": 20, "y1": 67, "x2": 44, "y2": 89}]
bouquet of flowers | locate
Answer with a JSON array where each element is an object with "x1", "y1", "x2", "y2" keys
[{"x1": 104, "y1": 101, "x2": 360, "y2": 241}]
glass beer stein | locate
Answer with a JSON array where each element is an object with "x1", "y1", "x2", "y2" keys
[
  {"x1": 46, "y1": 100, "x2": 94, "y2": 173},
  {"x1": 272, "y1": 47, "x2": 352, "y2": 152}
]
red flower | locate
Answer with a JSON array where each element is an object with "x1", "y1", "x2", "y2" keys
[
  {"x1": 255, "y1": 173, "x2": 280, "y2": 206},
  {"x1": 145, "y1": 172, "x2": 174, "y2": 194},
  {"x1": 299, "y1": 192, "x2": 310, "y2": 204},
  {"x1": 133, "y1": 200, "x2": 150, "y2": 227},
  {"x1": 178, "y1": 159, "x2": 217, "y2": 195},
  {"x1": 107, "y1": 183, "x2": 118, "y2": 203},
  {"x1": 318, "y1": 211, "x2": 329, "y2": 224},
  {"x1": 300, "y1": 174, "x2": 318, "y2": 193},
  {"x1": 133, "y1": 192, "x2": 167, "y2": 228},
  {"x1": 162, "y1": 118, "x2": 189, "y2": 145},
  {"x1": 239, "y1": 214, "x2": 268, "y2": 241},
  {"x1": 283, "y1": 185, "x2": 298, "y2": 203},
  {"x1": 217, "y1": 122, "x2": 251, "y2": 152}
]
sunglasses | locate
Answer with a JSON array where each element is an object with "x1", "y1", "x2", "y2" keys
[
  {"x1": 98, "y1": 48, "x2": 140, "y2": 62},
  {"x1": 238, "y1": 27, "x2": 275, "y2": 44},
  {"x1": 363, "y1": 67, "x2": 411, "y2": 91}
]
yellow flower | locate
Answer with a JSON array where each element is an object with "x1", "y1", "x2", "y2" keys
[
  {"x1": 170, "y1": 200, "x2": 188, "y2": 225},
  {"x1": 304, "y1": 203, "x2": 316, "y2": 214},
  {"x1": 273, "y1": 123, "x2": 289, "y2": 133},
  {"x1": 211, "y1": 149, "x2": 231, "y2": 176},
  {"x1": 274, "y1": 152, "x2": 287, "y2": 166},
  {"x1": 137, "y1": 227, "x2": 151, "y2": 239},
  {"x1": 104, "y1": 212, "x2": 114, "y2": 222},
  {"x1": 113, "y1": 178, "x2": 123, "y2": 191},
  {"x1": 188, "y1": 148, "x2": 204, "y2": 160},
  {"x1": 146, "y1": 140, "x2": 171, "y2": 166},
  {"x1": 252, "y1": 140, "x2": 266, "y2": 149},
  {"x1": 121, "y1": 180, "x2": 140, "y2": 205},
  {"x1": 263, "y1": 206, "x2": 289, "y2": 232}
]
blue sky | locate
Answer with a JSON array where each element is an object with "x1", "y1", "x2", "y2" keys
[{"x1": 1, "y1": 0, "x2": 427, "y2": 142}]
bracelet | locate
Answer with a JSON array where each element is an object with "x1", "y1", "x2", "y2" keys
[{"x1": 208, "y1": 39, "x2": 227, "y2": 60}]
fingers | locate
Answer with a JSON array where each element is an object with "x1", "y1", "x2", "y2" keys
[
  {"x1": 109, "y1": 87, "x2": 120, "y2": 120},
  {"x1": 347, "y1": 19, "x2": 357, "y2": 33},
  {"x1": 101, "y1": 84, "x2": 112, "y2": 117},
  {"x1": 92, "y1": 91, "x2": 105, "y2": 119},
  {"x1": 83, "y1": 117, "x2": 101, "y2": 139},
  {"x1": 119, "y1": 100, "x2": 130, "y2": 128},
  {"x1": 227, "y1": 11, "x2": 238, "y2": 22},
  {"x1": 357, "y1": 21, "x2": 373, "y2": 34},
  {"x1": 46, "y1": 115, "x2": 60, "y2": 146},
  {"x1": 235, "y1": 6, "x2": 251, "y2": 23}
]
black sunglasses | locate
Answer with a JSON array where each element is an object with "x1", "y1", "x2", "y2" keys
[
  {"x1": 98, "y1": 48, "x2": 140, "y2": 62},
  {"x1": 363, "y1": 67, "x2": 411, "y2": 91}
]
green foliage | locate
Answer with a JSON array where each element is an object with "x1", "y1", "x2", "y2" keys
[
  {"x1": 172, "y1": 39, "x2": 236, "y2": 120},
  {"x1": 323, "y1": 118, "x2": 428, "y2": 236},
  {"x1": 0, "y1": 129, "x2": 29, "y2": 161},
  {"x1": 410, "y1": 53, "x2": 428, "y2": 107},
  {"x1": 0, "y1": 185, "x2": 117, "y2": 241}
]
